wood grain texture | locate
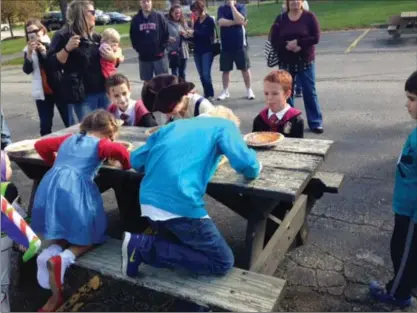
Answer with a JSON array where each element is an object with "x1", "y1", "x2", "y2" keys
[
  {"x1": 76, "y1": 239, "x2": 286, "y2": 312},
  {"x1": 313, "y1": 171, "x2": 345, "y2": 192},
  {"x1": 9, "y1": 125, "x2": 332, "y2": 201},
  {"x1": 250, "y1": 195, "x2": 308, "y2": 276}
]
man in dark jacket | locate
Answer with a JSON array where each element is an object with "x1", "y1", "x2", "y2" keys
[{"x1": 130, "y1": 0, "x2": 170, "y2": 83}]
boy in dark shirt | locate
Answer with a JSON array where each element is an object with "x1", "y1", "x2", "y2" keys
[
  {"x1": 252, "y1": 70, "x2": 304, "y2": 138},
  {"x1": 369, "y1": 71, "x2": 417, "y2": 308}
]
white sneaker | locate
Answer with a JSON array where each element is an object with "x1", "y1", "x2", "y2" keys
[
  {"x1": 247, "y1": 88, "x2": 255, "y2": 100},
  {"x1": 217, "y1": 90, "x2": 230, "y2": 101}
]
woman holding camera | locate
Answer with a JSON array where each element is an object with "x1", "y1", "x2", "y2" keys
[
  {"x1": 47, "y1": 0, "x2": 117, "y2": 125},
  {"x1": 23, "y1": 19, "x2": 71, "y2": 135}
]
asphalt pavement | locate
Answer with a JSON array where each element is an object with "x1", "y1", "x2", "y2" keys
[{"x1": 2, "y1": 28, "x2": 417, "y2": 312}]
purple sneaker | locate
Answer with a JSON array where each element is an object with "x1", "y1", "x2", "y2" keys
[
  {"x1": 369, "y1": 280, "x2": 412, "y2": 308},
  {"x1": 121, "y1": 232, "x2": 143, "y2": 278}
]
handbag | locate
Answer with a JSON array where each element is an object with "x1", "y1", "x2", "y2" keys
[
  {"x1": 168, "y1": 49, "x2": 181, "y2": 68},
  {"x1": 211, "y1": 25, "x2": 221, "y2": 57},
  {"x1": 264, "y1": 14, "x2": 283, "y2": 68},
  {"x1": 265, "y1": 39, "x2": 279, "y2": 68}
]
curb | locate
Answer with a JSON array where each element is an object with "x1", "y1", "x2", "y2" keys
[{"x1": 370, "y1": 23, "x2": 389, "y2": 29}]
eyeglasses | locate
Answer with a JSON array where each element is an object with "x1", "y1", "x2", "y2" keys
[{"x1": 88, "y1": 10, "x2": 96, "y2": 16}]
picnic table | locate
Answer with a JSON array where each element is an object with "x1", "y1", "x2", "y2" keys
[
  {"x1": 388, "y1": 11, "x2": 417, "y2": 38},
  {"x1": 9, "y1": 125, "x2": 341, "y2": 277}
]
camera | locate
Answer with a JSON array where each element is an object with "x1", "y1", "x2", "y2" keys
[{"x1": 28, "y1": 33, "x2": 37, "y2": 41}]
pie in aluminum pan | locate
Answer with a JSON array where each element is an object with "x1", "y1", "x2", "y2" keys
[
  {"x1": 243, "y1": 132, "x2": 284, "y2": 147},
  {"x1": 145, "y1": 125, "x2": 162, "y2": 137},
  {"x1": 4, "y1": 139, "x2": 38, "y2": 157}
]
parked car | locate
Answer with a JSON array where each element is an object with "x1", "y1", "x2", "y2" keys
[
  {"x1": 41, "y1": 11, "x2": 65, "y2": 31},
  {"x1": 95, "y1": 9, "x2": 111, "y2": 25},
  {"x1": 106, "y1": 12, "x2": 132, "y2": 24},
  {"x1": 1, "y1": 23, "x2": 10, "y2": 31}
]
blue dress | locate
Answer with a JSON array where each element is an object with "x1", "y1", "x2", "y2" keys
[{"x1": 31, "y1": 134, "x2": 107, "y2": 245}]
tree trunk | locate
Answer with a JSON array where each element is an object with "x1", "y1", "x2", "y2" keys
[
  {"x1": 7, "y1": 15, "x2": 14, "y2": 38},
  {"x1": 59, "y1": 0, "x2": 67, "y2": 23}
]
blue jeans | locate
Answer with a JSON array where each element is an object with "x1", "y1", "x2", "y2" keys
[
  {"x1": 35, "y1": 95, "x2": 71, "y2": 136},
  {"x1": 295, "y1": 75, "x2": 302, "y2": 94},
  {"x1": 287, "y1": 63, "x2": 323, "y2": 129},
  {"x1": 141, "y1": 217, "x2": 234, "y2": 275},
  {"x1": 194, "y1": 52, "x2": 214, "y2": 98},
  {"x1": 171, "y1": 58, "x2": 188, "y2": 81},
  {"x1": 68, "y1": 92, "x2": 110, "y2": 125}
]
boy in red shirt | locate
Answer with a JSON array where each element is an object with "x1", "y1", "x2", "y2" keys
[{"x1": 106, "y1": 74, "x2": 157, "y2": 127}]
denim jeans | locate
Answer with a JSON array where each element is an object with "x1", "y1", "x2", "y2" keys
[
  {"x1": 287, "y1": 63, "x2": 323, "y2": 129},
  {"x1": 68, "y1": 92, "x2": 110, "y2": 125},
  {"x1": 140, "y1": 217, "x2": 234, "y2": 275},
  {"x1": 171, "y1": 58, "x2": 188, "y2": 81},
  {"x1": 295, "y1": 74, "x2": 302, "y2": 94},
  {"x1": 194, "y1": 52, "x2": 214, "y2": 98},
  {"x1": 35, "y1": 95, "x2": 71, "y2": 136},
  {"x1": 1, "y1": 109, "x2": 12, "y2": 149}
]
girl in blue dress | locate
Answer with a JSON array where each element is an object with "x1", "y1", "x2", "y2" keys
[{"x1": 31, "y1": 109, "x2": 131, "y2": 312}]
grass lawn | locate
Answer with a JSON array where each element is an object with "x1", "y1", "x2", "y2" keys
[
  {"x1": 209, "y1": 0, "x2": 417, "y2": 36},
  {"x1": 2, "y1": 0, "x2": 416, "y2": 57}
]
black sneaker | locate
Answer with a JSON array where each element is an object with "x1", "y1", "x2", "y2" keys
[{"x1": 311, "y1": 127, "x2": 324, "y2": 134}]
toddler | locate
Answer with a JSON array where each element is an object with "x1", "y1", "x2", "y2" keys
[{"x1": 100, "y1": 28, "x2": 125, "y2": 78}]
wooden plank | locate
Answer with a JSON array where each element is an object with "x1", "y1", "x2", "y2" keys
[
  {"x1": 244, "y1": 214, "x2": 267, "y2": 269},
  {"x1": 76, "y1": 239, "x2": 286, "y2": 312},
  {"x1": 313, "y1": 171, "x2": 345, "y2": 193},
  {"x1": 10, "y1": 135, "x2": 325, "y2": 202},
  {"x1": 401, "y1": 11, "x2": 417, "y2": 19},
  {"x1": 250, "y1": 195, "x2": 308, "y2": 276}
]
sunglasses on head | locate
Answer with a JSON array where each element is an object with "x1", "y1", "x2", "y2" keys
[{"x1": 27, "y1": 29, "x2": 40, "y2": 34}]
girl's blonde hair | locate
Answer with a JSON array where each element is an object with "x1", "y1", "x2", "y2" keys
[
  {"x1": 66, "y1": 0, "x2": 94, "y2": 38},
  {"x1": 206, "y1": 105, "x2": 241, "y2": 127},
  {"x1": 101, "y1": 28, "x2": 120, "y2": 44},
  {"x1": 80, "y1": 109, "x2": 120, "y2": 139}
]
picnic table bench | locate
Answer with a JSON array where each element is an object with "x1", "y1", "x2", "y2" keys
[
  {"x1": 9, "y1": 125, "x2": 344, "y2": 311},
  {"x1": 388, "y1": 11, "x2": 417, "y2": 38}
]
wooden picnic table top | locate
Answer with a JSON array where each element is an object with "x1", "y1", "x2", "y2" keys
[
  {"x1": 9, "y1": 125, "x2": 334, "y2": 202},
  {"x1": 401, "y1": 11, "x2": 417, "y2": 19}
]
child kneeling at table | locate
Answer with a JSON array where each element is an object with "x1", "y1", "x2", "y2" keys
[
  {"x1": 107, "y1": 73, "x2": 157, "y2": 127},
  {"x1": 253, "y1": 69, "x2": 304, "y2": 138},
  {"x1": 141, "y1": 74, "x2": 215, "y2": 123},
  {"x1": 31, "y1": 110, "x2": 131, "y2": 312},
  {"x1": 122, "y1": 105, "x2": 262, "y2": 277}
]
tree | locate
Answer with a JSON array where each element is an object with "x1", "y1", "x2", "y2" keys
[{"x1": 1, "y1": 0, "x2": 48, "y2": 37}]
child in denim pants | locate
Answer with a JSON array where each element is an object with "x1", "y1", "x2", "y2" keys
[
  {"x1": 369, "y1": 71, "x2": 417, "y2": 308},
  {"x1": 122, "y1": 105, "x2": 261, "y2": 277}
]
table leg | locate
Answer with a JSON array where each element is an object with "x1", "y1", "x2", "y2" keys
[
  {"x1": 294, "y1": 196, "x2": 316, "y2": 247},
  {"x1": 244, "y1": 214, "x2": 267, "y2": 270},
  {"x1": 250, "y1": 195, "x2": 308, "y2": 276},
  {"x1": 112, "y1": 172, "x2": 149, "y2": 234},
  {"x1": 27, "y1": 179, "x2": 40, "y2": 217}
]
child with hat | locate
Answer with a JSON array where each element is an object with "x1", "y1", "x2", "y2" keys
[{"x1": 141, "y1": 74, "x2": 215, "y2": 122}]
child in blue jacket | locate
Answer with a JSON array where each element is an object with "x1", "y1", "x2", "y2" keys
[
  {"x1": 122, "y1": 105, "x2": 261, "y2": 277},
  {"x1": 370, "y1": 71, "x2": 417, "y2": 308}
]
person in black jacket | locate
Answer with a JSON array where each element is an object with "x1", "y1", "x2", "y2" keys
[
  {"x1": 47, "y1": 0, "x2": 117, "y2": 126},
  {"x1": 130, "y1": 0, "x2": 169, "y2": 83},
  {"x1": 23, "y1": 19, "x2": 71, "y2": 135},
  {"x1": 252, "y1": 70, "x2": 304, "y2": 138}
]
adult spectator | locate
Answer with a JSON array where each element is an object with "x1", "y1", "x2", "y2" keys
[
  {"x1": 271, "y1": 0, "x2": 323, "y2": 133},
  {"x1": 23, "y1": 19, "x2": 70, "y2": 135},
  {"x1": 47, "y1": 0, "x2": 115, "y2": 125},
  {"x1": 217, "y1": 0, "x2": 255, "y2": 101},
  {"x1": 191, "y1": 0, "x2": 216, "y2": 100},
  {"x1": 130, "y1": 0, "x2": 169, "y2": 84},
  {"x1": 167, "y1": 4, "x2": 191, "y2": 81}
]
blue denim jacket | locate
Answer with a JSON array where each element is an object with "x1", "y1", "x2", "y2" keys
[{"x1": 393, "y1": 127, "x2": 417, "y2": 222}]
